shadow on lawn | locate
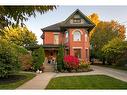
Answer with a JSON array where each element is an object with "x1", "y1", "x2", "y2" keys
[{"x1": 0, "y1": 75, "x2": 27, "y2": 84}]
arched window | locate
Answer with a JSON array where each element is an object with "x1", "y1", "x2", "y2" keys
[{"x1": 73, "y1": 30, "x2": 81, "y2": 41}]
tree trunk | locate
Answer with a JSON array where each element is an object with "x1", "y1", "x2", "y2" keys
[
  {"x1": 102, "y1": 58, "x2": 105, "y2": 65},
  {"x1": 107, "y1": 59, "x2": 112, "y2": 65}
]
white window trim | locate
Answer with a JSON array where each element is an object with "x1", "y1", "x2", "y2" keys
[
  {"x1": 53, "y1": 32, "x2": 60, "y2": 34},
  {"x1": 72, "y1": 47, "x2": 82, "y2": 49}
]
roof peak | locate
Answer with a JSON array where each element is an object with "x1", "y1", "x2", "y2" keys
[{"x1": 41, "y1": 9, "x2": 95, "y2": 32}]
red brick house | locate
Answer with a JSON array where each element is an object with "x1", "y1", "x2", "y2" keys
[{"x1": 41, "y1": 9, "x2": 95, "y2": 62}]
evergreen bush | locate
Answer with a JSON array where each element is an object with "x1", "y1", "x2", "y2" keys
[
  {"x1": 32, "y1": 46, "x2": 45, "y2": 71},
  {"x1": 56, "y1": 45, "x2": 64, "y2": 72}
]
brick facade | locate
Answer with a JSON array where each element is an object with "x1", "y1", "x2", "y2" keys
[{"x1": 41, "y1": 9, "x2": 95, "y2": 62}]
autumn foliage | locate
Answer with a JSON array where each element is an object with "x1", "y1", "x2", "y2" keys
[
  {"x1": 64, "y1": 55, "x2": 79, "y2": 70},
  {"x1": 88, "y1": 13, "x2": 100, "y2": 39}
]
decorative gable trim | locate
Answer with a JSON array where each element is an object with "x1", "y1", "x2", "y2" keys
[{"x1": 61, "y1": 9, "x2": 95, "y2": 27}]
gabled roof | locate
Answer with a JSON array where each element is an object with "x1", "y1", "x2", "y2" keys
[
  {"x1": 41, "y1": 9, "x2": 95, "y2": 32},
  {"x1": 61, "y1": 9, "x2": 95, "y2": 28}
]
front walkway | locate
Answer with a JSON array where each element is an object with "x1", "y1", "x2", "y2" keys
[
  {"x1": 17, "y1": 65, "x2": 127, "y2": 89},
  {"x1": 16, "y1": 72, "x2": 56, "y2": 89}
]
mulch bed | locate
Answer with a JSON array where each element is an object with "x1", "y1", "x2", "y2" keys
[{"x1": 0, "y1": 75, "x2": 27, "y2": 84}]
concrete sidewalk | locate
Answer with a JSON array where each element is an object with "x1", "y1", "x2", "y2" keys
[
  {"x1": 16, "y1": 65, "x2": 127, "y2": 89},
  {"x1": 16, "y1": 72, "x2": 56, "y2": 89}
]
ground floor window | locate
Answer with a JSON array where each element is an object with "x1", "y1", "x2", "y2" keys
[
  {"x1": 85, "y1": 49, "x2": 89, "y2": 60},
  {"x1": 74, "y1": 49, "x2": 81, "y2": 58}
]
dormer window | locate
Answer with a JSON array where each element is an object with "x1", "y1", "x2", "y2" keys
[
  {"x1": 73, "y1": 14, "x2": 81, "y2": 23},
  {"x1": 73, "y1": 18, "x2": 81, "y2": 23}
]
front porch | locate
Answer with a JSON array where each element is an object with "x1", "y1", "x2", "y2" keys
[{"x1": 42, "y1": 44, "x2": 59, "y2": 72}]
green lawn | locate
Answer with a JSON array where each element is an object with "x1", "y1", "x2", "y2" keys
[
  {"x1": 0, "y1": 73, "x2": 36, "y2": 89},
  {"x1": 46, "y1": 75, "x2": 127, "y2": 89}
]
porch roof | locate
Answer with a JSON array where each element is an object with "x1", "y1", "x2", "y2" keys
[
  {"x1": 43, "y1": 44, "x2": 59, "y2": 48},
  {"x1": 42, "y1": 44, "x2": 68, "y2": 50},
  {"x1": 42, "y1": 44, "x2": 60, "y2": 50}
]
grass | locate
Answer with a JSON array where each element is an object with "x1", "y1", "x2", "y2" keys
[
  {"x1": 46, "y1": 75, "x2": 127, "y2": 89},
  {"x1": 0, "y1": 73, "x2": 36, "y2": 89},
  {"x1": 93, "y1": 64, "x2": 127, "y2": 71}
]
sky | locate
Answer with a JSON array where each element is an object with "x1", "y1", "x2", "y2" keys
[{"x1": 25, "y1": 6, "x2": 127, "y2": 44}]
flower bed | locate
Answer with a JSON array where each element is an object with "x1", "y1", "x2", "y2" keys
[{"x1": 63, "y1": 55, "x2": 92, "y2": 72}]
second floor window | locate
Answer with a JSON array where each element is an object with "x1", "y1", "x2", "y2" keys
[
  {"x1": 85, "y1": 34, "x2": 88, "y2": 42},
  {"x1": 73, "y1": 30, "x2": 81, "y2": 41},
  {"x1": 54, "y1": 34, "x2": 59, "y2": 44},
  {"x1": 65, "y1": 31, "x2": 69, "y2": 43}
]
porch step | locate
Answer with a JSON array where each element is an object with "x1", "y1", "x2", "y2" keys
[
  {"x1": 43, "y1": 58, "x2": 55, "y2": 72},
  {"x1": 43, "y1": 65, "x2": 55, "y2": 72}
]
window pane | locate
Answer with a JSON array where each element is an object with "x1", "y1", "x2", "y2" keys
[
  {"x1": 65, "y1": 31, "x2": 68, "y2": 43},
  {"x1": 54, "y1": 34, "x2": 59, "y2": 44},
  {"x1": 74, "y1": 49, "x2": 81, "y2": 58},
  {"x1": 73, "y1": 18, "x2": 81, "y2": 23},
  {"x1": 73, "y1": 31, "x2": 81, "y2": 41}
]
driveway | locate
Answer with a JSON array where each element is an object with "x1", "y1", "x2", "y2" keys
[{"x1": 17, "y1": 65, "x2": 127, "y2": 89}]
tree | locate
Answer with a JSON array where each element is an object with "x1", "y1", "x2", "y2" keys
[
  {"x1": 32, "y1": 46, "x2": 45, "y2": 71},
  {"x1": 0, "y1": 6, "x2": 56, "y2": 28},
  {"x1": 1, "y1": 26, "x2": 37, "y2": 47},
  {"x1": 91, "y1": 21, "x2": 126, "y2": 64},
  {"x1": 88, "y1": 13, "x2": 100, "y2": 39},
  {"x1": 56, "y1": 45, "x2": 64, "y2": 72},
  {"x1": 0, "y1": 39, "x2": 20, "y2": 78},
  {"x1": 102, "y1": 37, "x2": 127, "y2": 65},
  {"x1": 110, "y1": 20, "x2": 126, "y2": 39}
]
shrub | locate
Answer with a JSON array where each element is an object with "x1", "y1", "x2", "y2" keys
[
  {"x1": 32, "y1": 46, "x2": 45, "y2": 71},
  {"x1": 12, "y1": 44, "x2": 32, "y2": 71},
  {"x1": 79, "y1": 60, "x2": 91, "y2": 70},
  {"x1": 64, "y1": 55, "x2": 79, "y2": 72},
  {"x1": 0, "y1": 39, "x2": 20, "y2": 78},
  {"x1": 56, "y1": 45, "x2": 64, "y2": 72},
  {"x1": 19, "y1": 54, "x2": 32, "y2": 71}
]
